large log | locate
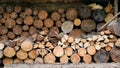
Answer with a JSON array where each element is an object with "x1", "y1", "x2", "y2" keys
[
  {"x1": 28, "y1": 50, "x2": 39, "y2": 59},
  {"x1": 83, "y1": 54, "x2": 92, "y2": 64},
  {"x1": 51, "y1": 12, "x2": 61, "y2": 21},
  {"x1": 87, "y1": 46, "x2": 96, "y2": 55},
  {"x1": 64, "y1": 47, "x2": 73, "y2": 56},
  {"x1": 5, "y1": 18, "x2": 16, "y2": 29},
  {"x1": 78, "y1": 48, "x2": 86, "y2": 57},
  {"x1": 44, "y1": 18, "x2": 54, "y2": 28},
  {"x1": 0, "y1": 26, "x2": 8, "y2": 35},
  {"x1": 44, "y1": 53, "x2": 56, "y2": 63},
  {"x1": 38, "y1": 10, "x2": 48, "y2": 20},
  {"x1": 53, "y1": 46, "x2": 64, "y2": 57},
  {"x1": 24, "y1": 16, "x2": 33, "y2": 25},
  {"x1": 70, "y1": 54, "x2": 80, "y2": 64},
  {"x1": 13, "y1": 25, "x2": 22, "y2": 35},
  {"x1": 3, "y1": 47, "x2": 16, "y2": 57},
  {"x1": 60, "y1": 55, "x2": 68, "y2": 64},
  {"x1": 16, "y1": 49, "x2": 28, "y2": 60},
  {"x1": 33, "y1": 19, "x2": 43, "y2": 28}
]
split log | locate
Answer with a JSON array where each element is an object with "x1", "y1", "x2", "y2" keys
[
  {"x1": 38, "y1": 42, "x2": 45, "y2": 49},
  {"x1": 105, "y1": 4, "x2": 113, "y2": 13},
  {"x1": 110, "y1": 47, "x2": 120, "y2": 62},
  {"x1": 16, "y1": 17, "x2": 23, "y2": 25},
  {"x1": 35, "y1": 57, "x2": 43, "y2": 63},
  {"x1": 51, "y1": 12, "x2": 60, "y2": 21},
  {"x1": 16, "y1": 49, "x2": 28, "y2": 60},
  {"x1": 7, "y1": 32, "x2": 15, "y2": 39},
  {"x1": 0, "y1": 43, "x2": 5, "y2": 50},
  {"x1": 24, "y1": 16, "x2": 33, "y2": 25},
  {"x1": 28, "y1": 50, "x2": 39, "y2": 59},
  {"x1": 44, "y1": 53, "x2": 56, "y2": 63},
  {"x1": 10, "y1": 12, "x2": 18, "y2": 19},
  {"x1": 13, "y1": 58, "x2": 23, "y2": 64},
  {"x1": 14, "y1": 6, "x2": 21, "y2": 13},
  {"x1": 95, "y1": 44, "x2": 101, "y2": 50},
  {"x1": 38, "y1": 49, "x2": 48, "y2": 57},
  {"x1": 64, "y1": 47, "x2": 73, "y2": 56},
  {"x1": 70, "y1": 54, "x2": 80, "y2": 64},
  {"x1": 14, "y1": 46, "x2": 20, "y2": 51},
  {"x1": 94, "y1": 49, "x2": 109, "y2": 63},
  {"x1": 5, "y1": 18, "x2": 16, "y2": 29},
  {"x1": 21, "y1": 39, "x2": 33, "y2": 51},
  {"x1": 6, "y1": 6, "x2": 13, "y2": 13},
  {"x1": 61, "y1": 17, "x2": 65, "y2": 22},
  {"x1": 13, "y1": 25, "x2": 22, "y2": 35},
  {"x1": 53, "y1": 46, "x2": 64, "y2": 57},
  {"x1": 24, "y1": 58, "x2": 34, "y2": 64},
  {"x1": 44, "y1": 18, "x2": 54, "y2": 28},
  {"x1": 0, "y1": 6, "x2": 4, "y2": 14},
  {"x1": 29, "y1": 26, "x2": 37, "y2": 35},
  {"x1": 45, "y1": 42, "x2": 54, "y2": 49},
  {"x1": 38, "y1": 10, "x2": 48, "y2": 20},
  {"x1": 60, "y1": 55, "x2": 68, "y2": 63},
  {"x1": 74, "y1": 18, "x2": 81, "y2": 26},
  {"x1": 104, "y1": 30, "x2": 111, "y2": 34},
  {"x1": 33, "y1": 9, "x2": 38, "y2": 16},
  {"x1": 115, "y1": 38, "x2": 120, "y2": 47},
  {"x1": 36, "y1": 35, "x2": 44, "y2": 41},
  {"x1": 25, "y1": 8, "x2": 32, "y2": 16},
  {"x1": 87, "y1": 46, "x2": 96, "y2": 55},
  {"x1": 3, "y1": 12, "x2": 10, "y2": 19},
  {"x1": 78, "y1": 5, "x2": 91, "y2": 19},
  {"x1": 69, "y1": 29, "x2": 85, "y2": 38},
  {"x1": 22, "y1": 25, "x2": 29, "y2": 31},
  {"x1": 78, "y1": 48, "x2": 86, "y2": 57},
  {"x1": 21, "y1": 32, "x2": 30, "y2": 38},
  {"x1": 0, "y1": 51, "x2": 3, "y2": 58},
  {"x1": 104, "y1": 13, "x2": 114, "y2": 23},
  {"x1": 55, "y1": 21, "x2": 62, "y2": 27},
  {"x1": 20, "y1": 12, "x2": 26, "y2": 18},
  {"x1": 81, "y1": 19, "x2": 96, "y2": 32},
  {"x1": 33, "y1": 19, "x2": 43, "y2": 28},
  {"x1": 3, "y1": 58, "x2": 13, "y2": 65},
  {"x1": 3, "y1": 47, "x2": 16, "y2": 57},
  {"x1": 66, "y1": 8, "x2": 78, "y2": 20},
  {"x1": 0, "y1": 26, "x2": 8, "y2": 35},
  {"x1": 83, "y1": 54, "x2": 92, "y2": 64}
]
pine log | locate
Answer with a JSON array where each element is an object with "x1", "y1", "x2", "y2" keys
[
  {"x1": 24, "y1": 16, "x2": 33, "y2": 25},
  {"x1": 83, "y1": 54, "x2": 92, "y2": 64},
  {"x1": 13, "y1": 25, "x2": 22, "y2": 35},
  {"x1": 51, "y1": 12, "x2": 61, "y2": 21},
  {"x1": 5, "y1": 18, "x2": 16, "y2": 29},
  {"x1": 33, "y1": 9, "x2": 38, "y2": 16},
  {"x1": 25, "y1": 8, "x2": 32, "y2": 16},
  {"x1": 0, "y1": 26, "x2": 8, "y2": 35},
  {"x1": 87, "y1": 46, "x2": 96, "y2": 55},
  {"x1": 81, "y1": 19, "x2": 96, "y2": 32},
  {"x1": 38, "y1": 10, "x2": 48, "y2": 20},
  {"x1": 3, "y1": 12, "x2": 10, "y2": 19},
  {"x1": 66, "y1": 8, "x2": 78, "y2": 20},
  {"x1": 10, "y1": 12, "x2": 18, "y2": 19},
  {"x1": 16, "y1": 17, "x2": 23, "y2": 25},
  {"x1": 7, "y1": 32, "x2": 15, "y2": 39},
  {"x1": 0, "y1": 51, "x2": 3, "y2": 58},
  {"x1": 53, "y1": 46, "x2": 64, "y2": 57},
  {"x1": 3, "y1": 47, "x2": 16, "y2": 57},
  {"x1": 61, "y1": 21, "x2": 74, "y2": 33},
  {"x1": 21, "y1": 39, "x2": 33, "y2": 51},
  {"x1": 0, "y1": 43, "x2": 5, "y2": 50},
  {"x1": 16, "y1": 49, "x2": 28, "y2": 60},
  {"x1": 55, "y1": 21, "x2": 62, "y2": 27},
  {"x1": 94, "y1": 49, "x2": 109, "y2": 63},
  {"x1": 0, "y1": 6, "x2": 4, "y2": 14},
  {"x1": 58, "y1": 8, "x2": 64, "y2": 14},
  {"x1": 14, "y1": 6, "x2": 21, "y2": 13},
  {"x1": 13, "y1": 58, "x2": 23, "y2": 64},
  {"x1": 110, "y1": 47, "x2": 120, "y2": 62},
  {"x1": 78, "y1": 48, "x2": 86, "y2": 57},
  {"x1": 24, "y1": 58, "x2": 34, "y2": 64},
  {"x1": 20, "y1": 12, "x2": 26, "y2": 18},
  {"x1": 60, "y1": 55, "x2": 68, "y2": 64},
  {"x1": 1, "y1": 35, "x2": 8, "y2": 41},
  {"x1": 104, "y1": 13, "x2": 114, "y2": 23},
  {"x1": 6, "y1": 6, "x2": 13, "y2": 13},
  {"x1": 3, "y1": 58, "x2": 13, "y2": 65},
  {"x1": 35, "y1": 57, "x2": 43, "y2": 63},
  {"x1": 21, "y1": 32, "x2": 30, "y2": 38},
  {"x1": 105, "y1": 46, "x2": 112, "y2": 51},
  {"x1": 74, "y1": 18, "x2": 81, "y2": 26},
  {"x1": 67, "y1": 37, "x2": 74, "y2": 43},
  {"x1": 38, "y1": 49, "x2": 48, "y2": 57},
  {"x1": 44, "y1": 18, "x2": 54, "y2": 28},
  {"x1": 64, "y1": 47, "x2": 73, "y2": 56},
  {"x1": 70, "y1": 54, "x2": 80, "y2": 64},
  {"x1": 22, "y1": 25, "x2": 29, "y2": 31},
  {"x1": 33, "y1": 19, "x2": 43, "y2": 28},
  {"x1": 105, "y1": 4, "x2": 113, "y2": 13},
  {"x1": 28, "y1": 50, "x2": 39, "y2": 59},
  {"x1": 29, "y1": 26, "x2": 37, "y2": 35},
  {"x1": 44, "y1": 53, "x2": 56, "y2": 63}
]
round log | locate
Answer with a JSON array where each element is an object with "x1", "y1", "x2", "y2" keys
[
  {"x1": 60, "y1": 55, "x2": 68, "y2": 64},
  {"x1": 0, "y1": 26, "x2": 8, "y2": 35},
  {"x1": 20, "y1": 12, "x2": 26, "y2": 18},
  {"x1": 55, "y1": 21, "x2": 62, "y2": 27},
  {"x1": 83, "y1": 54, "x2": 92, "y2": 64},
  {"x1": 21, "y1": 32, "x2": 30, "y2": 38},
  {"x1": 44, "y1": 18, "x2": 54, "y2": 28},
  {"x1": 51, "y1": 12, "x2": 61, "y2": 21},
  {"x1": 22, "y1": 25, "x2": 29, "y2": 31},
  {"x1": 53, "y1": 46, "x2": 64, "y2": 57},
  {"x1": 33, "y1": 19, "x2": 43, "y2": 28},
  {"x1": 87, "y1": 46, "x2": 96, "y2": 55},
  {"x1": 28, "y1": 50, "x2": 39, "y2": 59},
  {"x1": 3, "y1": 58, "x2": 13, "y2": 65},
  {"x1": 65, "y1": 47, "x2": 73, "y2": 56},
  {"x1": 14, "y1": 6, "x2": 21, "y2": 13},
  {"x1": 10, "y1": 12, "x2": 18, "y2": 19},
  {"x1": 104, "y1": 13, "x2": 114, "y2": 23},
  {"x1": 44, "y1": 53, "x2": 56, "y2": 63},
  {"x1": 1, "y1": 35, "x2": 8, "y2": 41},
  {"x1": 78, "y1": 48, "x2": 86, "y2": 57},
  {"x1": 6, "y1": 6, "x2": 13, "y2": 13},
  {"x1": 16, "y1": 49, "x2": 28, "y2": 60},
  {"x1": 13, "y1": 58, "x2": 23, "y2": 64},
  {"x1": 70, "y1": 54, "x2": 80, "y2": 64},
  {"x1": 58, "y1": 8, "x2": 64, "y2": 14},
  {"x1": 38, "y1": 10, "x2": 48, "y2": 20},
  {"x1": 5, "y1": 18, "x2": 16, "y2": 29},
  {"x1": 33, "y1": 9, "x2": 38, "y2": 16},
  {"x1": 35, "y1": 57, "x2": 43, "y2": 63},
  {"x1": 105, "y1": 4, "x2": 113, "y2": 13},
  {"x1": 24, "y1": 58, "x2": 34, "y2": 64},
  {"x1": 13, "y1": 25, "x2": 22, "y2": 35},
  {"x1": 24, "y1": 16, "x2": 33, "y2": 25},
  {"x1": 16, "y1": 17, "x2": 23, "y2": 25},
  {"x1": 29, "y1": 26, "x2": 37, "y2": 35},
  {"x1": 4, "y1": 47, "x2": 16, "y2": 57},
  {"x1": 25, "y1": 8, "x2": 32, "y2": 16},
  {"x1": 3, "y1": 12, "x2": 10, "y2": 19},
  {"x1": 74, "y1": 18, "x2": 81, "y2": 26},
  {"x1": 7, "y1": 32, "x2": 15, "y2": 39},
  {"x1": 67, "y1": 37, "x2": 74, "y2": 43}
]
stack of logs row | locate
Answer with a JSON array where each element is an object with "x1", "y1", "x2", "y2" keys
[{"x1": 0, "y1": 3, "x2": 119, "y2": 65}]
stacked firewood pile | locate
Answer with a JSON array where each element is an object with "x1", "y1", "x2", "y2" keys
[{"x1": 0, "y1": 3, "x2": 120, "y2": 65}]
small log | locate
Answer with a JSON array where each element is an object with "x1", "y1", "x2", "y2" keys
[
  {"x1": 70, "y1": 54, "x2": 80, "y2": 64},
  {"x1": 51, "y1": 12, "x2": 61, "y2": 21},
  {"x1": 66, "y1": 8, "x2": 78, "y2": 20},
  {"x1": 16, "y1": 49, "x2": 28, "y2": 60},
  {"x1": 78, "y1": 5, "x2": 91, "y2": 19},
  {"x1": 16, "y1": 17, "x2": 23, "y2": 25},
  {"x1": 33, "y1": 9, "x2": 38, "y2": 16},
  {"x1": 104, "y1": 30, "x2": 111, "y2": 34},
  {"x1": 58, "y1": 8, "x2": 64, "y2": 14},
  {"x1": 3, "y1": 12, "x2": 10, "y2": 19},
  {"x1": 83, "y1": 54, "x2": 92, "y2": 64},
  {"x1": 67, "y1": 37, "x2": 74, "y2": 43},
  {"x1": 45, "y1": 42, "x2": 54, "y2": 49},
  {"x1": 21, "y1": 32, "x2": 30, "y2": 38},
  {"x1": 109, "y1": 35, "x2": 115, "y2": 39},
  {"x1": 33, "y1": 19, "x2": 43, "y2": 28},
  {"x1": 60, "y1": 55, "x2": 68, "y2": 64},
  {"x1": 38, "y1": 43, "x2": 45, "y2": 49},
  {"x1": 78, "y1": 48, "x2": 86, "y2": 57},
  {"x1": 28, "y1": 50, "x2": 39, "y2": 59},
  {"x1": 38, "y1": 10, "x2": 48, "y2": 20},
  {"x1": 0, "y1": 18, "x2": 6, "y2": 23},
  {"x1": 25, "y1": 8, "x2": 32, "y2": 16},
  {"x1": 81, "y1": 19, "x2": 96, "y2": 32},
  {"x1": 84, "y1": 42, "x2": 90, "y2": 48},
  {"x1": 61, "y1": 17, "x2": 65, "y2": 22},
  {"x1": 38, "y1": 49, "x2": 48, "y2": 57},
  {"x1": 22, "y1": 25, "x2": 29, "y2": 31},
  {"x1": 13, "y1": 25, "x2": 22, "y2": 35},
  {"x1": 104, "y1": 13, "x2": 114, "y2": 23},
  {"x1": 6, "y1": 6, "x2": 13, "y2": 13},
  {"x1": 61, "y1": 21, "x2": 74, "y2": 33},
  {"x1": 14, "y1": 46, "x2": 20, "y2": 51},
  {"x1": 24, "y1": 16, "x2": 33, "y2": 25},
  {"x1": 3, "y1": 47, "x2": 16, "y2": 57},
  {"x1": 7, "y1": 32, "x2": 15, "y2": 39},
  {"x1": 3, "y1": 58, "x2": 13, "y2": 65},
  {"x1": 24, "y1": 58, "x2": 34, "y2": 64},
  {"x1": 0, "y1": 51, "x2": 3, "y2": 58},
  {"x1": 8, "y1": 42, "x2": 16, "y2": 47},
  {"x1": 44, "y1": 53, "x2": 56, "y2": 63},
  {"x1": 49, "y1": 26, "x2": 59, "y2": 37},
  {"x1": 81, "y1": 38, "x2": 87, "y2": 43},
  {"x1": 19, "y1": 12, "x2": 26, "y2": 18},
  {"x1": 0, "y1": 6, "x2": 4, "y2": 14},
  {"x1": 95, "y1": 44, "x2": 101, "y2": 50},
  {"x1": 55, "y1": 21, "x2": 62, "y2": 27},
  {"x1": 1, "y1": 35, "x2": 8, "y2": 41},
  {"x1": 105, "y1": 4, "x2": 113, "y2": 13},
  {"x1": 110, "y1": 47, "x2": 120, "y2": 62},
  {"x1": 53, "y1": 46, "x2": 64, "y2": 57},
  {"x1": 5, "y1": 18, "x2": 16, "y2": 29},
  {"x1": 44, "y1": 18, "x2": 54, "y2": 28},
  {"x1": 10, "y1": 12, "x2": 18, "y2": 19},
  {"x1": 69, "y1": 29, "x2": 85, "y2": 38},
  {"x1": 64, "y1": 47, "x2": 73, "y2": 56},
  {"x1": 21, "y1": 39, "x2": 33, "y2": 51},
  {"x1": 33, "y1": 43, "x2": 39, "y2": 49},
  {"x1": 14, "y1": 6, "x2": 21, "y2": 13},
  {"x1": 87, "y1": 46, "x2": 96, "y2": 55},
  {"x1": 13, "y1": 58, "x2": 23, "y2": 64},
  {"x1": 0, "y1": 26, "x2": 8, "y2": 35},
  {"x1": 94, "y1": 49, "x2": 109, "y2": 63},
  {"x1": 35, "y1": 57, "x2": 43, "y2": 63},
  {"x1": 105, "y1": 46, "x2": 112, "y2": 51},
  {"x1": 74, "y1": 18, "x2": 81, "y2": 26},
  {"x1": 0, "y1": 43, "x2": 5, "y2": 50},
  {"x1": 29, "y1": 26, "x2": 37, "y2": 35}
]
